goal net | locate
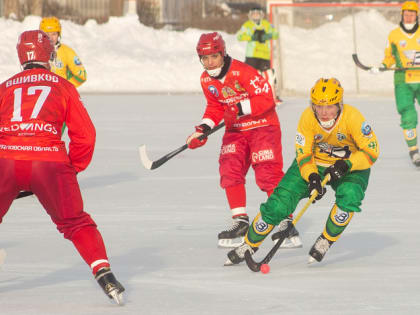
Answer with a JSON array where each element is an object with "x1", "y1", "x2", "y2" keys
[{"x1": 267, "y1": 1, "x2": 402, "y2": 95}]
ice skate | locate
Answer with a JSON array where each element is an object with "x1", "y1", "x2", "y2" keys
[
  {"x1": 95, "y1": 267, "x2": 125, "y2": 305},
  {"x1": 271, "y1": 218, "x2": 303, "y2": 248},
  {"x1": 224, "y1": 242, "x2": 258, "y2": 266},
  {"x1": 218, "y1": 215, "x2": 249, "y2": 248},
  {"x1": 308, "y1": 234, "x2": 334, "y2": 264},
  {"x1": 409, "y1": 149, "x2": 420, "y2": 167}
]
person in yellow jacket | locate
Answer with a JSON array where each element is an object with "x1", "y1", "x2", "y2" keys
[
  {"x1": 39, "y1": 17, "x2": 86, "y2": 88},
  {"x1": 236, "y1": 6, "x2": 281, "y2": 105},
  {"x1": 370, "y1": 1, "x2": 420, "y2": 167},
  {"x1": 225, "y1": 78, "x2": 379, "y2": 265}
]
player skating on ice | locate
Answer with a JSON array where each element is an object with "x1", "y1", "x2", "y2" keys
[
  {"x1": 0, "y1": 30, "x2": 124, "y2": 305},
  {"x1": 369, "y1": 1, "x2": 420, "y2": 167},
  {"x1": 40, "y1": 17, "x2": 87, "y2": 88},
  {"x1": 225, "y1": 78, "x2": 379, "y2": 265},
  {"x1": 236, "y1": 5, "x2": 282, "y2": 106},
  {"x1": 186, "y1": 32, "x2": 301, "y2": 249}
]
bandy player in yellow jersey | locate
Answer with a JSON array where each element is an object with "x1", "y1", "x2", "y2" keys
[
  {"x1": 40, "y1": 17, "x2": 87, "y2": 88},
  {"x1": 226, "y1": 78, "x2": 379, "y2": 265},
  {"x1": 370, "y1": 1, "x2": 420, "y2": 167}
]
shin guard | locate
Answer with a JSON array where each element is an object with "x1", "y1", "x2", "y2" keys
[
  {"x1": 322, "y1": 204, "x2": 354, "y2": 242},
  {"x1": 245, "y1": 212, "x2": 275, "y2": 248},
  {"x1": 403, "y1": 128, "x2": 417, "y2": 148}
]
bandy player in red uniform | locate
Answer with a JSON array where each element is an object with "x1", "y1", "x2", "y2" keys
[
  {"x1": 186, "y1": 32, "x2": 302, "y2": 249},
  {"x1": 0, "y1": 30, "x2": 124, "y2": 305}
]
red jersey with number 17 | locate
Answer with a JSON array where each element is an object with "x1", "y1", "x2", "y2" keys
[
  {"x1": 0, "y1": 68, "x2": 95, "y2": 173},
  {"x1": 200, "y1": 58, "x2": 279, "y2": 131}
]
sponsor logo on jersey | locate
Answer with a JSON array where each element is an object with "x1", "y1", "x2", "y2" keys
[
  {"x1": 318, "y1": 143, "x2": 351, "y2": 158},
  {"x1": 219, "y1": 92, "x2": 248, "y2": 105},
  {"x1": 222, "y1": 86, "x2": 236, "y2": 98},
  {"x1": 221, "y1": 143, "x2": 236, "y2": 154},
  {"x1": 252, "y1": 149, "x2": 274, "y2": 163},
  {"x1": 361, "y1": 121, "x2": 372, "y2": 136},
  {"x1": 55, "y1": 58, "x2": 63, "y2": 69},
  {"x1": 314, "y1": 134, "x2": 323, "y2": 141},
  {"x1": 0, "y1": 122, "x2": 58, "y2": 135},
  {"x1": 201, "y1": 76, "x2": 211, "y2": 83},
  {"x1": 400, "y1": 40, "x2": 407, "y2": 48},
  {"x1": 0, "y1": 144, "x2": 59, "y2": 152},
  {"x1": 234, "y1": 80, "x2": 246, "y2": 92},
  {"x1": 235, "y1": 118, "x2": 268, "y2": 129},
  {"x1": 296, "y1": 132, "x2": 305, "y2": 146},
  {"x1": 336, "y1": 132, "x2": 346, "y2": 141},
  {"x1": 208, "y1": 85, "x2": 219, "y2": 97},
  {"x1": 232, "y1": 71, "x2": 240, "y2": 76},
  {"x1": 74, "y1": 56, "x2": 82, "y2": 65}
]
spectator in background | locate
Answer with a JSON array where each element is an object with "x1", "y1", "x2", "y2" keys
[{"x1": 237, "y1": 5, "x2": 282, "y2": 105}]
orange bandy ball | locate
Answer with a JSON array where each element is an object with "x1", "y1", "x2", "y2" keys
[{"x1": 260, "y1": 264, "x2": 270, "y2": 274}]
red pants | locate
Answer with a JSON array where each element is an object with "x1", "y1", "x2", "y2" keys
[
  {"x1": 0, "y1": 158, "x2": 109, "y2": 273},
  {"x1": 0, "y1": 159, "x2": 95, "y2": 239},
  {"x1": 219, "y1": 125, "x2": 284, "y2": 192}
]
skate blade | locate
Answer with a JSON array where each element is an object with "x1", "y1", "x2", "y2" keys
[
  {"x1": 274, "y1": 236, "x2": 303, "y2": 248},
  {"x1": 108, "y1": 290, "x2": 124, "y2": 306},
  {"x1": 307, "y1": 256, "x2": 317, "y2": 264},
  {"x1": 218, "y1": 237, "x2": 244, "y2": 249},
  {"x1": 223, "y1": 258, "x2": 235, "y2": 266}
]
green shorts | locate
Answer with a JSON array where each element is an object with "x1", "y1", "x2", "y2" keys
[{"x1": 260, "y1": 159, "x2": 370, "y2": 225}]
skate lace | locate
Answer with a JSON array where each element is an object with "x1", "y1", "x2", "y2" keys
[
  {"x1": 224, "y1": 221, "x2": 240, "y2": 232},
  {"x1": 224, "y1": 217, "x2": 247, "y2": 232},
  {"x1": 235, "y1": 243, "x2": 253, "y2": 258},
  {"x1": 278, "y1": 218, "x2": 291, "y2": 231},
  {"x1": 314, "y1": 237, "x2": 331, "y2": 254}
]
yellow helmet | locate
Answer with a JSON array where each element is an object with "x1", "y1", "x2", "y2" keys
[
  {"x1": 310, "y1": 78, "x2": 343, "y2": 106},
  {"x1": 401, "y1": 1, "x2": 419, "y2": 13},
  {"x1": 40, "y1": 17, "x2": 61, "y2": 34}
]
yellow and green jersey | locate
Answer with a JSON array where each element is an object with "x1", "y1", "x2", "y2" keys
[
  {"x1": 382, "y1": 26, "x2": 420, "y2": 83},
  {"x1": 51, "y1": 43, "x2": 87, "y2": 88},
  {"x1": 236, "y1": 19, "x2": 278, "y2": 61},
  {"x1": 295, "y1": 104, "x2": 379, "y2": 181}
]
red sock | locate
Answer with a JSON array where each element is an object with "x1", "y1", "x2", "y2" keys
[
  {"x1": 225, "y1": 184, "x2": 246, "y2": 210},
  {"x1": 71, "y1": 226, "x2": 110, "y2": 274}
]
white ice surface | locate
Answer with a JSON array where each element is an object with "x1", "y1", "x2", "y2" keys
[{"x1": 0, "y1": 94, "x2": 420, "y2": 314}]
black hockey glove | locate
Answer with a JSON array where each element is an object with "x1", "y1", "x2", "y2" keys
[
  {"x1": 252, "y1": 29, "x2": 265, "y2": 43},
  {"x1": 324, "y1": 160, "x2": 350, "y2": 182},
  {"x1": 308, "y1": 173, "x2": 326, "y2": 203}
]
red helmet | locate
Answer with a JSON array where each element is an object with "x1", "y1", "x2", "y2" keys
[
  {"x1": 16, "y1": 30, "x2": 54, "y2": 65},
  {"x1": 196, "y1": 32, "x2": 226, "y2": 57}
]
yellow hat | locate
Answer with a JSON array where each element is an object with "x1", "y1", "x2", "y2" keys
[
  {"x1": 310, "y1": 78, "x2": 343, "y2": 106},
  {"x1": 39, "y1": 17, "x2": 61, "y2": 34}
]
